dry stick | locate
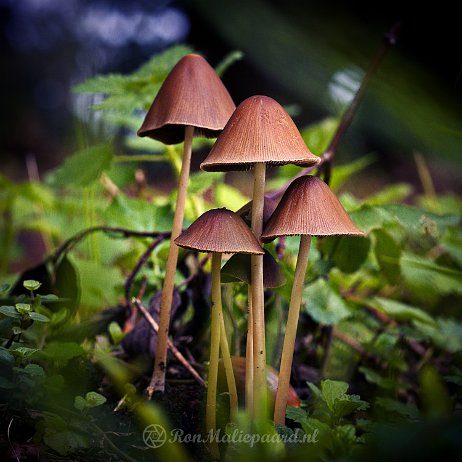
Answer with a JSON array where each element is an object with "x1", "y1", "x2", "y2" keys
[
  {"x1": 245, "y1": 288, "x2": 254, "y2": 412},
  {"x1": 273, "y1": 235, "x2": 312, "y2": 425},
  {"x1": 149, "y1": 125, "x2": 194, "y2": 399},
  {"x1": 206, "y1": 252, "x2": 223, "y2": 460},
  {"x1": 133, "y1": 298, "x2": 206, "y2": 388},
  {"x1": 251, "y1": 162, "x2": 267, "y2": 418},
  {"x1": 267, "y1": 20, "x2": 402, "y2": 202}
]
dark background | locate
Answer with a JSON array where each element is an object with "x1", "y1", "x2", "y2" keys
[{"x1": 1, "y1": 0, "x2": 460, "y2": 193}]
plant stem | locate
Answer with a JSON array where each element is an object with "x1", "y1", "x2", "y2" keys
[
  {"x1": 274, "y1": 235, "x2": 311, "y2": 425},
  {"x1": 245, "y1": 287, "x2": 254, "y2": 413},
  {"x1": 250, "y1": 162, "x2": 267, "y2": 419},
  {"x1": 148, "y1": 125, "x2": 194, "y2": 398},
  {"x1": 267, "y1": 20, "x2": 401, "y2": 201},
  {"x1": 219, "y1": 305, "x2": 238, "y2": 422},
  {"x1": 207, "y1": 252, "x2": 222, "y2": 459}
]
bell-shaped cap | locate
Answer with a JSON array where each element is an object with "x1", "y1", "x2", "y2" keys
[
  {"x1": 261, "y1": 176, "x2": 365, "y2": 242},
  {"x1": 221, "y1": 249, "x2": 286, "y2": 288},
  {"x1": 237, "y1": 195, "x2": 279, "y2": 228},
  {"x1": 138, "y1": 54, "x2": 236, "y2": 145},
  {"x1": 175, "y1": 208, "x2": 264, "y2": 255},
  {"x1": 200, "y1": 95, "x2": 320, "y2": 171}
]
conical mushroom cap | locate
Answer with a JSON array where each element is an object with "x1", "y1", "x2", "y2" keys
[
  {"x1": 175, "y1": 208, "x2": 264, "y2": 255},
  {"x1": 237, "y1": 195, "x2": 279, "y2": 228},
  {"x1": 221, "y1": 250, "x2": 286, "y2": 288},
  {"x1": 200, "y1": 95, "x2": 320, "y2": 171},
  {"x1": 138, "y1": 54, "x2": 236, "y2": 145},
  {"x1": 261, "y1": 176, "x2": 365, "y2": 242}
]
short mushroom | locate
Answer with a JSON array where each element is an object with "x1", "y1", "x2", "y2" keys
[
  {"x1": 261, "y1": 175, "x2": 365, "y2": 425},
  {"x1": 175, "y1": 208, "x2": 263, "y2": 458},
  {"x1": 201, "y1": 95, "x2": 319, "y2": 415},
  {"x1": 138, "y1": 53, "x2": 236, "y2": 397}
]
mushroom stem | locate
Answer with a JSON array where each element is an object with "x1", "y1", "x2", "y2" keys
[
  {"x1": 148, "y1": 125, "x2": 194, "y2": 397},
  {"x1": 273, "y1": 235, "x2": 312, "y2": 425},
  {"x1": 207, "y1": 251, "x2": 223, "y2": 459},
  {"x1": 245, "y1": 288, "x2": 254, "y2": 412},
  {"x1": 219, "y1": 308, "x2": 238, "y2": 422},
  {"x1": 250, "y1": 162, "x2": 267, "y2": 417}
]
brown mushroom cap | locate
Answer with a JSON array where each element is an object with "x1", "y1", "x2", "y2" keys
[
  {"x1": 175, "y1": 208, "x2": 264, "y2": 255},
  {"x1": 221, "y1": 250, "x2": 286, "y2": 288},
  {"x1": 138, "y1": 54, "x2": 236, "y2": 145},
  {"x1": 261, "y1": 176, "x2": 365, "y2": 242},
  {"x1": 236, "y1": 195, "x2": 279, "y2": 228},
  {"x1": 200, "y1": 95, "x2": 320, "y2": 171}
]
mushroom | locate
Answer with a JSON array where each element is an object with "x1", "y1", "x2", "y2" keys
[
  {"x1": 261, "y1": 175, "x2": 365, "y2": 425},
  {"x1": 201, "y1": 95, "x2": 319, "y2": 415},
  {"x1": 175, "y1": 208, "x2": 264, "y2": 457},
  {"x1": 221, "y1": 249, "x2": 286, "y2": 411},
  {"x1": 138, "y1": 54, "x2": 235, "y2": 396}
]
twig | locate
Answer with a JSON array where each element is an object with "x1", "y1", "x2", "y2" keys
[
  {"x1": 124, "y1": 236, "x2": 168, "y2": 306},
  {"x1": 49, "y1": 226, "x2": 168, "y2": 266},
  {"x1": 267, "y1": 19, "x2": 401, "y2": 199},
  {"x1": 132, "y1": 298, "x2": 206, "y2": 389}
]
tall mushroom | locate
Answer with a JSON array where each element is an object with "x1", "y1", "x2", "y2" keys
[
  {"x1": 138, "y1": 54, "x2": 235, "y2": 397},
  {"x1": 261, "y1": 175, "x2": 365, "y2": 425},
  {"x1": 201, "y1": 95, "x2": 319, "y2": 416},
  {"x1": 175, "y1": 208, "x2": 264, "y2": 458}
]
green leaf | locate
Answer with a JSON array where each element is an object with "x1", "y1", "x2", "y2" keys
[
  {"x1": 15, "y1": 303, "x2": 31, "y2": 314},
  {"x1": 10, "y1": 346, "x2": 39, "y2": 358},
  {"x1": 48, "y1": 143, "x2": 113, "y2": 187},
  {"x1": 214, "y1": 183, "x2": 250, "y2": 210},
  {"x1": 29, "y1": 312, "x2": 51, "y2": 322},
  {"x1": 359, "y1": 366, "x2": 395, "y2": 389},
  {"x1": 372, "y1": 229, "x2": 401, "y2": 284},
  {"x1": 108, "y1": 321, "x2": 125, "y2": 344},
  {"x1": 188, "y1": 171, "x2": 223, "y2": 195},
  {"x1": 303, "y1": 278, "x2": 351, "y2": 325},
  {"x1": 368, "y1": 297, "x2": 435, "y2": 326},
  {"x1": 105, "y1": 194, "x2": 173, "y2": 232},
  {"x1": 84, "y1": 391, "x2": 107, "y2": 407},
  {"x1": 21, "y1": 363, "x2": 45, "y2": 378},
  {"x1": 41, "y1": 341, "x2": 84, "y2": 361},
  {"x1": 319, "y1": 235, "x2": 370, "y2": 273},
  {"x1": 442, "y1": 227, "x2": 462, "y2": 265},
  {"x1": 363, "y1": 184, "x2": 413, "y2": 206},
  {"x1": 0, "y1": 348, "x2": 15, "y2": 366},
  {"x1": 330, "y1": 154, "x2": 376, "y2": 191},
  {"x1": 0, "y1": 305, "x2": 20, "y2": 318},
  {"x1": 349, "y1": 206, "x2": 395, "y2": 233},
  {"x1": 415, "y1": 318, "x2": 462, "y2": 353},
  {"x1": 44, "y1": 430, "x2": 89, "y2": 455},
  {"x1": 74, "y1": 395, "x2": 87, "y2": 412},
  {"x1": 321, "y1": 379, "x2": 349, "y2": 411},
  {"x1": 401, "y1": 252, "x2": 462, "y2": 297},
  {"x1": 419, "y1": 366, "x2": 452, "y2": 419},
  {"x1": 215, "y1": 50, "x2": 244, "y2": 76},
  {"x1": 0, "y1": 283, "x2": 10, "y2": 294},
  {"x1": 300, "y1": 117, "x2": 339, "y2": 156},
  {"x1": 23, "y1": 280, "x2": 42, "y2": 291},
  {"x1": 375, "y1": 397, "x2": 421, "y2": 420}
]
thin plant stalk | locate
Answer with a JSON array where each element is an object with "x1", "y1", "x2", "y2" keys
[
  {"x1": 245, "y1": 287, "x2": 253, "y2": 412},
  {"x1": 206, "y1": 252, "x2": 223, "y2": 459},
  {"x1": 148, "y1": 125, "x2": 194, "y2": 398},
  {"x1": 219, "y1": 307, "x2": 238, "y2": 422},
  {"x1": 250, "y1": 162, "x2": 267, "y2": 417},
  {"x1": 274, "y1": 235, "x2": 312, "y2": 425}
]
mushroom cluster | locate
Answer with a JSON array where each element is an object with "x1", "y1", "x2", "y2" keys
[{"x1": 138, "y1": 54, "x2": 364, "y2": 444}]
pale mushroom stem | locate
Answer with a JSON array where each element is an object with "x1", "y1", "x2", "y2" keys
[
  {"x1": 273, "y1": 235, "x2": 312, "y2": 425},
  {"x1": 251, "y1": 162, "x2": 267, "y2": 417},
  {"x1": 245, "y1": 288, "x2": 254, "y2": 413},
  {"x1": 219, "y1": 307, "x2": 238, "y2": 422},
  {"x1": 148, "y1": 125, "x2": 194, "y2": 398},
  {"x1": 206, "y1": 251, "x2": 223, "y2": 459}
]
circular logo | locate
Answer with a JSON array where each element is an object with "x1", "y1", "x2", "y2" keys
[{"x1": 143, "y1": 424, "x2": 167, "y2": 448}]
